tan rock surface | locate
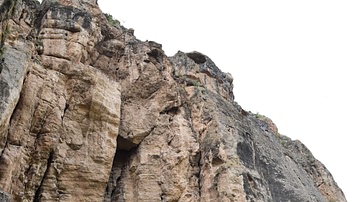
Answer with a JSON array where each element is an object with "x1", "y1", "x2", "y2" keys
[{"x1": 0, "y1": 0, "x2": 347, "y2": 201}]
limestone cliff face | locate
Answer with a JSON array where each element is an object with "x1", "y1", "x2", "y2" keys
[{"x1": 0, "y1": 0, "x2": 346, "y2": 201}]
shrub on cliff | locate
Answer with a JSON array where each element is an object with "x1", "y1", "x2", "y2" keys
[{"x1": 104, "y1": 13, "x2": 120, "y2": 28}]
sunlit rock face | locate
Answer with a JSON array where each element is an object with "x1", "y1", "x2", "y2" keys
[{"x1": 0, "y1": 0, "x2": 347, "y2": 201}]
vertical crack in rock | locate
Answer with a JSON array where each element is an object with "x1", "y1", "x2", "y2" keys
[
  {"x1": 182, "y1": 101, "x2": 202, "y2": 200},
  {"x1": 33, "y1": 150, "x2": 54, "y2": 202},
  {"x1": 33, "y1": 106, "x2": 50, "y2": 147},
  {"x1": 196, "y1": 150, "x2": 202, "y2": 199},
  {"x1": 0, "y1": 140, "x2": 7, "y2": 158},
  {"x1": 61, "y1": 102, "x2": 69, "y2": 123},
  {"x1": 104, "y1": 136, "x2": 137, "y2": 202}
]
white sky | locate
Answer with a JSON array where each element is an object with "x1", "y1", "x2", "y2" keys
[
  {"x1": 98, "y1": 1, "x2": 359, "y2": 200},
  {"x1": 41, "y1": 0, "x2": 359, "y2": 201}
]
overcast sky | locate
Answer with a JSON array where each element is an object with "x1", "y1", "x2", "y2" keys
[
  {"x1": 40, "y1": 0, "x2": 359, "y2": 200},
  {"x1": 98, "y1": 1, "x2": 359, "y2": 201},
  {"x1": 97, "y1": 1, "x2": 360, "y2": 200}
]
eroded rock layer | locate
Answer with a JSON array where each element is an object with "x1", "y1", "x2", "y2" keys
[{"x1": 0, "y1": 0, "x2": 347, "y2": 201}]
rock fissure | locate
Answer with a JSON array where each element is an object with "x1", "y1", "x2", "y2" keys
[
  {"x1": 104, "y1": 148, "x2": 137, "y2": 202},
  {"x1": 33, "y1": 150, "x2": 54, "y2": 202},
  {"x1": 61, "y1": 102, "x2": 69, "y2": 120},
  {"x1": 43, "y1": 53, "x2": 70, "y2": 61},
  {"x1": 317, "y1": 181, "x2": 324, "y2": 188},
  {"x1": 32, "y1": 107, "x2": 50, "y2": 147},
  {"x1": 0, "y1": 138, "x2": 8, "y2": 157}
]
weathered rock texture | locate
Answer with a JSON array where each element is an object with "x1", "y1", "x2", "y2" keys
[{"x1": 0, "y1": 0, "x2": 347, "y2": 201}]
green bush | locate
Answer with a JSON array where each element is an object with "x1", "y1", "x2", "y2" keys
[{"x1": 104, "y1": 13, "x2": 120, "y2": 27}]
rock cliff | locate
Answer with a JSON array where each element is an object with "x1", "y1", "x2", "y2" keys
[{"x1": 0, "y1": 0, "x2": 347, "y2": 201}]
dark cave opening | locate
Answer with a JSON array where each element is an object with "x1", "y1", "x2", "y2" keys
[{"x1": 104, "y1": 135, "x2": 137, "y2": 202}]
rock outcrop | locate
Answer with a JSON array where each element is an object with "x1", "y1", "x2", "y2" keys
[{"x1": 0, "y1": 0, "x2": 347, "y2": 201}]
